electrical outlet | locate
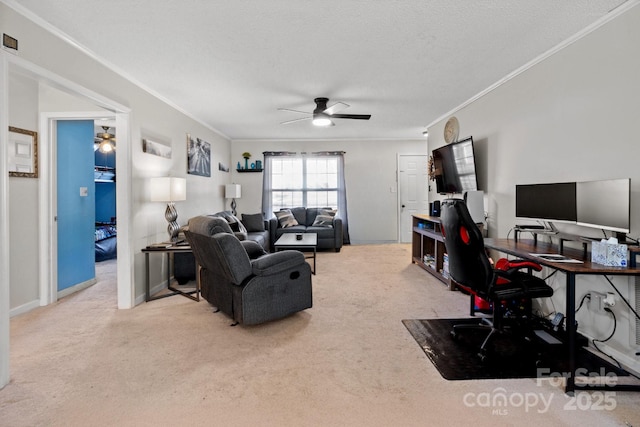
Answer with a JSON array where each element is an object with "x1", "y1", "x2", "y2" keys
[
  {"x1": 589, "y1": 291, "x2": 607, "y2": 312},
  {"x1": 603, "y1": 292, "x2": 616, "y2": 307}
]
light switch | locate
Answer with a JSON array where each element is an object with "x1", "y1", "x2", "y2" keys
[{"x1": 80, "y1": 187, "x2": 88, "y2": 197}]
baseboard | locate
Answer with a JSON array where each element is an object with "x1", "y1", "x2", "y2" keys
[
  {"x1": 349, "y1": 240, "x2": 399, "y2": 245},
  {"x1": 134, "y1": 279, "x2": 175, "y2": 306},
  {"x1": 57, "y1": 278, "x2": 97, "y2": 300},
  {"x1": 9, "y1": 299, "x2": 41, "y2": 318},
  {"x1": 580, "y1": 333, "x2": 640, "y2": 377}
]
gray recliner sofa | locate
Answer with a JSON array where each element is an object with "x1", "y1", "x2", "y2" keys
[
  {"x1": 174, "y1": 211, "x2": 269, "y2": 285},
  {"x1": 185, "y1": 216, "x2": 313, "y2": 325}
]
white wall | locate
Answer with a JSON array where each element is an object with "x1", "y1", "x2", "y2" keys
[
  {"x1": 231, "y1": 139, "x2": 427, "y2": 244},
  {"x1": 1, "y1": 3, "x2": 231, "y2": 310},
  {"x1": 427, "y1": 5, "x2": 640, "y2": 372},
  {"x1": 2, "y1": 0, "x2": 427, "y2": 318},
  {"x1": 8, "y1": 72, "x2": 39, "y2": 312}
]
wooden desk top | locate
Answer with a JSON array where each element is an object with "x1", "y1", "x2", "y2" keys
[{"x1": 484, "y1": 238, "x2": 640, "y2": 276}]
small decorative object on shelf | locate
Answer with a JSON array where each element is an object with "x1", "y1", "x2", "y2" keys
[
  {"x1": 237, "y1": 161, "x2": 242, "y2": 170},
  {"x1": 242, "y1": 152, "x2": 251, "y2": 170}
]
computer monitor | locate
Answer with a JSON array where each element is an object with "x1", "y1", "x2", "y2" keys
[
  {"x1": 576, "y1": 178, "x2": 630, "y2": 234},
  {"x1": 515, "y1": 182, "x2": 577, "y2": 223}
]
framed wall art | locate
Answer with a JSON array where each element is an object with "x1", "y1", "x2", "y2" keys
[
  {"x1": 8, "y1": 126, "x2": 38, "y2": 178},
  {"x1": 187, "y1": 133, "x2": 211, "y2": 177},
  {"x1": 142, "y1": 138, "x2": 172, "y2": 159}
]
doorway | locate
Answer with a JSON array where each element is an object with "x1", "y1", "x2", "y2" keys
[
  {"x1": 1, "y1": 45, "x2": 133, "y2": 390},
  {"x1": 40, "y1": 111, "x2": 130, "y2": 308},
  {"x1": 398, "y1": 155, "x2": 429, "y2": 243}
]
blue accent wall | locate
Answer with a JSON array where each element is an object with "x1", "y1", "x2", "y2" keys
[
  {"x1": 95, "y1": 149, "x2": 116, "y2": 223},
  {"x1": 95, "y1": 183, "x2": 116, "y2": 223},
  {"x1": 57, "y1": 120, "x2": 95, "y2": 291}
]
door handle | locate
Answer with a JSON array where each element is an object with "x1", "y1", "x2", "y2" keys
[{"x1": 402, "y1": 204, "x2": 406, "y2": 208}]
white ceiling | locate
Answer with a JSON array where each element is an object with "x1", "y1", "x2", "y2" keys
[{"x1": 6, "y1": 0, "x2": 632, "y2": 141}]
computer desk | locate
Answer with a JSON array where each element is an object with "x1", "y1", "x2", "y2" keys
[{"x1": 484, "y1": 238, "x2": 640, "y2": 394}]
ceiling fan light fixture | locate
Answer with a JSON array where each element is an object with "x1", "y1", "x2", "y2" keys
[
  {"x1": 98, "y1": 140, "x2": 114, "y2": 153},
  {"x1": 312, "y1": 113, "x2": 333, "y2": 127},
  {"x1": 96, "y1": 125, "x2": 115, "y2": 153}
]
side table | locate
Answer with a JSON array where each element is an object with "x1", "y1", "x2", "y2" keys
[{"x1": 142, "y1": 243, "x2": 200, "y2": 301}]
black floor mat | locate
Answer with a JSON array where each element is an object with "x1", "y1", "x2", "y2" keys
[{"x1": 402, "y1": 318, "x2": 627, "y2": 381}]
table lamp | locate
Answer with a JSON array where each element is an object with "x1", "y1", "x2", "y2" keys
[
  {"x1": 225, "y1": 183, "x2": 241, "y2": 216},
  {"x1": 150, "y1": 177, "x2": 187, "y2": 242}
]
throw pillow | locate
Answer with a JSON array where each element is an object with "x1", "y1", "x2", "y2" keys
[
  {"x1": 241, "y1": 213, "x2": 265, "y2": 232},
  {"x1": 274, "y1": 209, "x2": 299, "y2": 228},
  {"x1": 217, "y1": 211, "x2": 247, "y2": 233},
  {"x1": 231, "y1": 214, "x2": 248, "y2": 233},
  {"x1": 312, "y1": 208, "x2": 337, "y2": 228}
]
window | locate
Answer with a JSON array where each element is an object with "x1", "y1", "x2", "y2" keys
[
  {"x1": 262, "y1": 151, "x2": 350, "y2": 244},
  {"x1": 269, "y1": 156, "x2": 339, "y2": 211}
]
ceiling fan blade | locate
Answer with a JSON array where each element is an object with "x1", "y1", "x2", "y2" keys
[
  {"x1": 330, "y1": 114, "x2": 371, "y2": 120},
  {"x1": 280, "y1": 117, "x2": 312, "y2": 125},
  {"x1": 324, "y1": 102, "x2": 349, "y2": 115},
  {"x1": 277, "y1": 108, "x2": 311, "y2": 115}
]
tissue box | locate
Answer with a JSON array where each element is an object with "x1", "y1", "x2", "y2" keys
[{"x1": 591, "y1": 241, "x2": 628, "y2": 267}]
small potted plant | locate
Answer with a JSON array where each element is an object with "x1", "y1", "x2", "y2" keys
[{"x1": 242, "y1": 152, "x2": 251, "y2": 170}]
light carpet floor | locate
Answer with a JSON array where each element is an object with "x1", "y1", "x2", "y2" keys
[{"x1": 1, "y1": 244, "x2": 639, "y2": 426}]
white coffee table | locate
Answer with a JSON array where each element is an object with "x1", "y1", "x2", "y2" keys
[{"x1": 274, "y1": 233, "x2": 317, "y2": 274}]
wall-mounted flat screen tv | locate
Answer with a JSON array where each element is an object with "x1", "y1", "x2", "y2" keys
[{"x1": 432, "y1": 137, "x2": 478, "y2": 194}]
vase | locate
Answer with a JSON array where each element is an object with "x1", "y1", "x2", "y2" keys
[{"x1": 244, "y1": 158, "x2": 249, "y2": 169}]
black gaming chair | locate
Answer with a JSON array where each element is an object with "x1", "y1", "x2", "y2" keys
[{"x1": 440, "y1": 198, "x2": 554, "y2": 361}]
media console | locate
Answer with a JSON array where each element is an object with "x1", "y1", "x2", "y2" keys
[{"x1": 411, "y1": 214, "x2": 453, "y2": 289}]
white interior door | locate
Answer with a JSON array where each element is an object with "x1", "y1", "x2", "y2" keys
[{"x1": 398, "y1": 155, "x2": 429, "y2": 243}]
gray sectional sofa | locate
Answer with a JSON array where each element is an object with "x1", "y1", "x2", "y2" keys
[
  {"x1": 212, "y1": 211, "x2": 270, "y2": 251},
  {"x1": 269, "y1": 207, "x2": 343, "y2": 252}
]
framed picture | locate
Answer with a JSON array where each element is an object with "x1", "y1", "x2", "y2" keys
[
  {"x1": 187, "y1": 134, "x2": 211, "y2": 177},
  {"x1": 142, "y1": 138, "x2": 172, "y2": 158},
  {"x1": 8, "y1": 126, "x2": 38, "y2": 178}
]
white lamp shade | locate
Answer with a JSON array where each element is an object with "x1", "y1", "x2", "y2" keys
[
  {"x1": 225, "y1": 184, "x2": 241, "y2": 199},
  {"x1": 150, "y1": 177, "x2": 187, "y2": 202}
]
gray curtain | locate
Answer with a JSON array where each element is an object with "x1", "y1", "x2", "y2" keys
[
  {"x1": 314, "y1": 151, "x2": 350, "y2": 244},
  {"x1": 262, "y1": 151, "x2": 350, "y2": 244}
]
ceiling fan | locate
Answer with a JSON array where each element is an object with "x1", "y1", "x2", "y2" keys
[
  {"x1": 278, "y1": 97, "x2": 371, "y2": 126},
  {"x1": 95, "y1": 126, "x2": 116, "y2": 153}
]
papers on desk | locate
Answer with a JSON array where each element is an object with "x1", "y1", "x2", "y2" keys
[
  {"x1": 529, "y1": 253, "x2": 583, "y2": 263},
  {"x1": 148, "y1": 242, "x2": 173, "y2": 248}
]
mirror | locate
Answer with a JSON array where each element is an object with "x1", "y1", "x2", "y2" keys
[{"x1": 8, "y1": 126, "x2": 38, "y2": 178}]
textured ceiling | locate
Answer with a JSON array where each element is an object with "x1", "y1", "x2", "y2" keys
[{"x1": 5, "y1": 0, "x2": 632, "y2": 141}]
